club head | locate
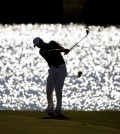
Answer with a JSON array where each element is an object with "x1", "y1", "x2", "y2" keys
[
  {"x1": 78, "y1": 71, "x2": 83, "y2": 77},
  {"x1": 86, "y1": 30, "x2": 89, "y2": 35}
]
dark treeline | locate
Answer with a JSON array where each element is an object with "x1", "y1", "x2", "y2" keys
[
  {"x1": 0, "y1": 0, "x2": 120, "y2": 25},
  {"x1": 82, "y1": 0, "x2": 120, "y2": 25},
  {"x1": 0, "y1": 0, "x2": 63, "y2": 24}
]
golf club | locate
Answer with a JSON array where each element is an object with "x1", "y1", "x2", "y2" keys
[
  {"x1": 78, "y1": 71, "x2": 83, "y2": 77},
  {"x1": 69, "y1": 29, "x2": 89, "y2": 51}
]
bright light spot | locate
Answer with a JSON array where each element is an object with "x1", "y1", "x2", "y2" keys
[{"x1": 0, "y1": 24, "x2": 120, "y2": 111}]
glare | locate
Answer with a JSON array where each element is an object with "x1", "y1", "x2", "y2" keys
[{"x1": 0, "y1": 24, "x2": 120, "y2": 111}]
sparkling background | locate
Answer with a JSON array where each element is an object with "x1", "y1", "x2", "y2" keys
[{"x1": 0, "y1": 23, "x2": 120, "y2": 110}]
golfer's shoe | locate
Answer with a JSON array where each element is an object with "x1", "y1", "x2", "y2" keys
[
  {"x1": 43, "y1": 108, "x2": 55, "y2": 117},
  {"x1": 47, "y1": 110, "x2": 55, "y2": 117},
  {"x1": 43, "y1": 108, "x2": 53, "y2": 113},
  {"x1": 54, "y1": 109, "x2": 61, "y2": 114},
  {"x1": 54, "y1": 110, "x2": 64, "y2": 118}
]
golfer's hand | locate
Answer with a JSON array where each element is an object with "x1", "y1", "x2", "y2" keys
[{"x1": 64, "y1": 49, "x2": 70, "y2": 55}]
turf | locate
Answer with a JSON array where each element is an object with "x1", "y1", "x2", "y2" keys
[{"x1": 0, "y1": 110, "x2": 120, "y2": 134}]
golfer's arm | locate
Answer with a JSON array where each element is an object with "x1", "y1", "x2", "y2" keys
[{"x1": 48, "y1": 48, "x2": 69, "y2": 53}]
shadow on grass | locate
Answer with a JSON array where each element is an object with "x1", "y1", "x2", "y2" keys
[{"x1": 39, "y1": 114, "x2": 71, "y2": 120}]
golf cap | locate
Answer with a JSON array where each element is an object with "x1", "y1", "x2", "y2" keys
[{"x1": 33, "y1": 37, "x2": 43, "y2": 47}]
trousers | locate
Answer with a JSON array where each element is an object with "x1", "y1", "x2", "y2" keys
[{"x1": 46, "y1": 64, "x2": 67, "y2": 112}]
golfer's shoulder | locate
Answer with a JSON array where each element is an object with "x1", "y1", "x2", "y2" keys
[
  {"x1": 49, "y1": 40, "x2": 62, "y2": 49},
  {"x1": 49, "y1": 40, "x2": 58, "y2": 45}
]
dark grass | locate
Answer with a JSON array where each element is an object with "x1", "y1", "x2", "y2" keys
[
  {"x1": 64, "y1": 110, "x2": 120, "y2": 129},
  {"x1": 0, "y1": 110, "x2": 120, "y2": 134}
]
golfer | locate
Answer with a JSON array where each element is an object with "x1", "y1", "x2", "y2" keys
[{"x1": 33, "y1": 37, "x2": 70, "y2": 116}]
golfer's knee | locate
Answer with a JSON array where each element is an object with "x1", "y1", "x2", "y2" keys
[
  {"x1": 46, "y1": 89, "x2": 53, "y2": 94},
  {"x1": 55, "y1": 90, "x2": 62, "y2": 96}
]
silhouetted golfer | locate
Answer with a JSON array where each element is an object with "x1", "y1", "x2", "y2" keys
[{"x1": 33, "y1": 37, "x2": 70, "y2": 117}]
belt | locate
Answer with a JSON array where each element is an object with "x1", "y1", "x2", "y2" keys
[
  {"x1": 50, "y1": 65, "x2": 60, "y2": 68},
  {"x1": 50, "y1": 64, "x2": 65, "y2": 68}
]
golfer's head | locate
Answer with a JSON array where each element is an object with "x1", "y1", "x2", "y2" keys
[{"x1": 33, "y1": 37, "x2": 44, "y2": 48}]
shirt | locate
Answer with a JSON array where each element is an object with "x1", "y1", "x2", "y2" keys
[{"x1": 39, "y1": 41, "x2": 65, "y2": 67}]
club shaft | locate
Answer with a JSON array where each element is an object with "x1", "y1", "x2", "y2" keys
[{"x1": 70, "y1": 32, "x2": 89, "y2": 51}]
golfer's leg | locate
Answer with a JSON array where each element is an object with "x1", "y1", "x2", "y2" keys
[
  {"x1": 46, "y1": 69, "x2": 56, "y2": 110},
  {"x1": 55, "y1": 68, "x2": 67, "y2": 113}
]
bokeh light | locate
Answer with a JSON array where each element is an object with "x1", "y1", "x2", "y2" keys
[{"x1": 0, "y1": 23, "x2": 120, "y2": 111}]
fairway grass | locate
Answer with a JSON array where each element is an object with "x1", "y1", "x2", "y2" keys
[{"x1": 0, "y1": 110, "x2": 120, "y2": 134}]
